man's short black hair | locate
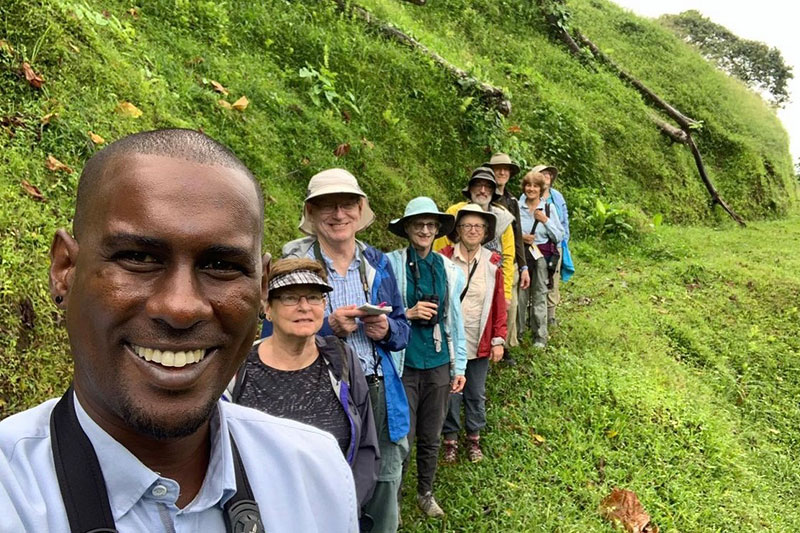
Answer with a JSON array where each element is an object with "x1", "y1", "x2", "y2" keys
[{"x1": 73, "y1": 128, "x2": 264, "y2": 238}]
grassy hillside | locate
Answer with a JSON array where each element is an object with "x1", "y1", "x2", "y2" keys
[
  {"x1": 404, "y1": 216, "x2": 800, "y2": 531},
  {"x1": 2, "y1": 0, "x2": 799, "y2": 530}
]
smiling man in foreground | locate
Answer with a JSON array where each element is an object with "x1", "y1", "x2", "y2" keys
[{"x1": 0, "y1": 129, "x2": 358, "y2": 532}]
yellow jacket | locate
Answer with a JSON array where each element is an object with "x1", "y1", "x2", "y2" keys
[{"x1": 434, "y1": 201, "x2": 514, "y2": 301}]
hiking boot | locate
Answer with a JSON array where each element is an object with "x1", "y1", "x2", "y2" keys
[
  {"x1": 466, "y1": 435, "x2": 483, "y2": 463},
  {"x1": 417, "y1": 491, "x2": 445, "y2": 518},
  {"x1": 502, "y1": 347, "x2": 517, "y2": 366},
  {"x1": 442, "y1": 439, "x2": 458, "y2": 464}
]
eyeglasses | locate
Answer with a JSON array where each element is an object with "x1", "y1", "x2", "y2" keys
[
  {"x1": 276, "y1": 293, "x2": 326, "y2": 306},
  {"x1": 458, "y1": 223, "x2": 487, "y2": 231},
  {"x1": 410, "y1": 221, "x2": 440, "y2": 231},
  {"x1": 312, "y1": 198, "x2": 360, "y2": 215}
]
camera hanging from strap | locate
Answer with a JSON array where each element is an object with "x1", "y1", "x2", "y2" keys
[{"x1": 50, "y1": 386, "x2": 264, "y2": 533}]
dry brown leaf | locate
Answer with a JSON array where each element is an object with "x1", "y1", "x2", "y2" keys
[
  {"x1": 21, "y1": 62, "x2": 45, "y2": 89},
  {"x1": 46, "y1": 155, "x2": 73, "y2": 174},
  {"x1": 301, "y1": 157, "x2": 310, "y2": 166},
  {"x1": 599, "y1": 488, "x2": 658, "y2": 533},
  {"x1": 531, "y1": 432, "x2": 546, "y2": 445},
  {"x1": 508, "y1": 125, "x2": 522, "y2": 134},
  {"x1": 117, "y1": 101, "x2": 142, "y2": 118},
  {"x1": 40, "y1": 112, "x2": 58, "y2": 125},
  {"x1": 0, "y1": 40, "x2": 14, "y2": 55},
  {"x1": 360, "y1": 138, "x2": 374, "y2": 150},
  {"x1": 88, "y1": 131, "x2": 105, "y2": 145},
  {"x1": 21, "y1": 180, "x2": 46, "y2": 201},
  {"x1": 232, "y1": 95, "x2": 249, "y2": 111},
  {"x1": 341, "y1": 109, "x2": 351, "y2": 123},
  {"x1": 127, "y1": 7, "x2": 139, "y2": 18},
  {"x1": 333, "y1": 143, "x2": 351, "y2": 157},
  {"x1": 218, "y1": 99, "x2": 232, "y2": 110},
  {"x1": 210, "y1": 80, "x2": 229, "y2": 95}
]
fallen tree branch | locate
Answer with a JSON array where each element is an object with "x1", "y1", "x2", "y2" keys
[
  {"x1": 649, "y1": 113, "x2": 688, "y2": 144},
  {"x1": 649, "y1": 114, "x2": 746, "y2": 226},
  {"x1": 536, "y1": 0, "x2": 584, "y2": 57},
  {"x1": 685, "y1": 133, "x2": 746, "y2": 226},
  {"x1": 334, "y1": 1, "x2": 511, "y2": 115},
  {"x1": 573, "y1": 30, "x2": 745, "y2": 225},
  {"x1": 575, "y1": 31, "x2": 698, "y2": 130}
]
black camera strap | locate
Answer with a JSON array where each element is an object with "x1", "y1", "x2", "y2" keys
[{"x1": 50, "y1": 386, "x2": 264, "y2": 533}]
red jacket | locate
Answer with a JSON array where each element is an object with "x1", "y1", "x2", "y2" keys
[{"x1": 440, "y1": 245, "x2": 507, "y2": 358}]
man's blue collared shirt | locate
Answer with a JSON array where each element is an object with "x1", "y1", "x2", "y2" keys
[
  {"x1": 0, "y1": 395, "x2": 358, "y2": 532},
  {"x1": 309, "y1": 248, "x2": 382, "y2": 377}
]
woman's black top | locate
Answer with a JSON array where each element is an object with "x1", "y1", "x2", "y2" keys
[{"x1": 237, "y1": 346, "x2": 351, "y2": 454}]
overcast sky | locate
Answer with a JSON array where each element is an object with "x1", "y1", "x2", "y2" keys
[{"x1": 611, "y1": 0, "x2": 799, "y2": 163}]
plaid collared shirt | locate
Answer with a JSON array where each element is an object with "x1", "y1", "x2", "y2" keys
[{"x1": 308, "y1": 247, "x2": 382, "y2": 376}]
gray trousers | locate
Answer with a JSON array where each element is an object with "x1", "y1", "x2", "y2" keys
[
  {"x1": 401, "y1": 364, "x2": 450, "y2": 494},
  {"x1": 364, "y1": 380, "x2": 408, "y2": 533},
  {"x1": 442, "y1": 357, "x2": 490, "y2": 439},
  {"x1": 517, "y1": 255, "x2": 549, "y2": 344},
  {"x1": 547, "y1": 245, "x2": 563, "y2": 321}
]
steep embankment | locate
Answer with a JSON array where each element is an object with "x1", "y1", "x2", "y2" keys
[{"x1": 1, "y1": 1, "x2": 799, "y2": 530}]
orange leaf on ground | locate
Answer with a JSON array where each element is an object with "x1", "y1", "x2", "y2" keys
[
  {"x1": 41, "y1": 112, "x2": 58, "y2": 125},
  {"x1": 117, "y1": 101, "x2": 142, "y2": 118},
  {"x1": 218, "y1": 100, "x2": 232, "y2": 110},
  {"x1": 232, "y1": 96, "x2": 249, "y2": 111},
  {"x1": 21, "y1": 62, "x2": 44, "y2": 89},
  {"x1": 333, "y1": 143, "x2": 351, "y2": 157},
  {"x1": 21, "y1": 180, "x2": 46, "y2": 202},
  {"x1": 508, "y1": 125, "x2": 522, "y2": 134},
  {"x1": 210, "y1": 80, "x2": 229, "y2": 95},
  {"x1": 46, "y1": 155, "x2": 73, "y2": 173},
  {"x1": 599, "y1": 488, "x2": 659, "y2": 533},
  {"x1": 88, "y1": 131, "x2": 105, "y2": 145}
]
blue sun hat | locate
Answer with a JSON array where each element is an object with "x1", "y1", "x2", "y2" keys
[{"x1": 387, "y1": 197, "x2": 455, "y2": 239}]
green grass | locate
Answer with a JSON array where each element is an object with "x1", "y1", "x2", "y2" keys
[
  {"x1": 2, "y1": 1, "x2": 800, "y2": 530},
  {"x1": 400, "y1": 216, "x2": 800, "y2": 531}
]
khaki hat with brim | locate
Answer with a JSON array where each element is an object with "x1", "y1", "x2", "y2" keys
[
  {"x1": 388, "y1": 196, "x2": 455, "y2": 239},
  {"x1": 484, "y1": 152, "x2": 520, "y2": 177},
  {"x1": 461, "y1": 166, "x2": 501, "y2": 203},
  {"x1": 530, "y1": 164, "x2": 559, "y2": 184},
  {"x1": 298, "y1": 168, "x2": 375, "y2": 236},
  {"x1": 448, "y1": 203, "x2": 497, "y2": 244}
]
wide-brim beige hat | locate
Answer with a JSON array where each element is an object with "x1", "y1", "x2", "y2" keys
[
  {"x1": 530, "y1": 164, "x2": 559, "y2": 184},
  {"x1": 298, "y1": 168, "x2": 375, "y2": 236},
  {"x1": 448, "y1": 203, "x2": 497, "y2": 244},
  {"x1": 484, "y1": 152, "x2": 520, "y2": 177}
]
